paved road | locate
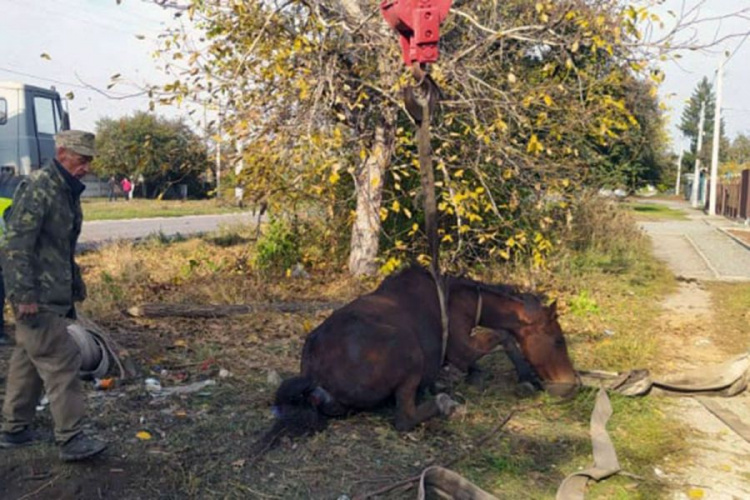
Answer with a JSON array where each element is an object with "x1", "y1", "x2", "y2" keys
[
  {"x1": 79, "y1": 212, "x2": 259, "y2": 245},
  {"x1": 639, "y1": 199, "x2": 750, "y2": 282}
]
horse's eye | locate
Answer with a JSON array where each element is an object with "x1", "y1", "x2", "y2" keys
[{"x1": 554, "y1": 337, "x2": 566, "y2": 347}]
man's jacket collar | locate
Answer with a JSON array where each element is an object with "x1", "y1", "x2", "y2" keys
[{"x1": 52, "y1": 159, "x2": 86, "y2": 198}]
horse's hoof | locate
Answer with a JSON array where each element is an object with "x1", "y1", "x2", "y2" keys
[
  {"x1": 436, "y1": 393, "x2": 461, "y2": 416},
  {"x1": 514, "y1": 381, "x2": 537, "y2": 398}
]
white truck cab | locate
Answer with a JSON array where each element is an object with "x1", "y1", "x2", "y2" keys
[{"x1": 0, "y1": 81, "x2": 70, "y2": 175}]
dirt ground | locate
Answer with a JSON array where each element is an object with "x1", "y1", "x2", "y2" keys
[
  {"x1": 1, "y1": 305, "x2": 565, "y2": 500},
  {"x1": 655, "y1": 278, "x2": 750, "y2": 500}
]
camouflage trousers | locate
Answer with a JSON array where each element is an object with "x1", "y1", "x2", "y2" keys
[{"x1": 2, "y1": 311, "x2": 84, "y2": 443}]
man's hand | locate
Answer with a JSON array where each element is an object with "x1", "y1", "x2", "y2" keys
[{"x1": 17, "y1": 303, "x2": 39, "y2": 318}]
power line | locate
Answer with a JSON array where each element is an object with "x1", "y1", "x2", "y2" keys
[{"x1": 0, "y1": 64, "x2": 148, "y2": 100}]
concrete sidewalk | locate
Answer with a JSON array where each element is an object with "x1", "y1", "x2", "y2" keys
[{"x1": 638, "y1": 198, "x2": 750, "y2": 282}]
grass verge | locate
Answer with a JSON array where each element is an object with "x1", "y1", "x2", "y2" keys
[
  {"x1": 624, "y1": 202, "x2": 688, "y2": 221},
  {"x1": 81, "y1": 198, "x2": 247, "y2": 221}
]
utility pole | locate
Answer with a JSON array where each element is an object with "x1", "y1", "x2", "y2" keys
[
  {"x1": 690, "y1": 101, "x2": 706, "y2": 208},
  {"x1": 675, "y1": 145, "x2": 684, "y2": 196},
  {"x1": 216, "y1": 107, "x2": 222, "y2": 198},
  {"x1": 708, "y1": 51, "x2": 727, "y2": 216}
]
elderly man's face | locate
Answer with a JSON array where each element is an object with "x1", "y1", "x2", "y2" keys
[{"x1": 57, "y1": 147, "x2": 93, "y2": 179}]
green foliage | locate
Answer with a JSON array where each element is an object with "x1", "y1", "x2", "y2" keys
[
  {"x1": 93, "y1": 112, "x2": 210, "y2": 199},
  {"x1": 679, "y1": 77, "x2": 728, "y2": 170},
  {"x1": 568, "y1": 290, "x2": 600, "y2": 317},
  {"x1": 254, "y1": 219, "x2": 300, "y2": 273},
  {"x1": 723, "y1": 133, "x2": 750, "y2": 174}
]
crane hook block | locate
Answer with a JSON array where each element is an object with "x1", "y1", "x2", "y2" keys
[{"x1": 380, "y1": 0, "x2": 452, "y2": 65}]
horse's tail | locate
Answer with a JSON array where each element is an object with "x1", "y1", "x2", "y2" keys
[{"x1": 250, "y1": 375, "x2": 328, "y2": 460}]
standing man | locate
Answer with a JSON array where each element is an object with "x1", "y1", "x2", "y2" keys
[
  {"x1": 0, "y1": 130, "x2": 107, "y2": 461},
  {"x1": 107, "y1": 174, "x2": 117, "y2": 201}
]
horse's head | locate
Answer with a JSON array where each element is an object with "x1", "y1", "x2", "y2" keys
[{"x1": 513, "y1": 299, "x2": 579, "y2": 398}]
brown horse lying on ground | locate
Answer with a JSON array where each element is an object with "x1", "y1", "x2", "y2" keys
[{"x1": 264, "y1": 266, "x2": 578, "y2": 443}]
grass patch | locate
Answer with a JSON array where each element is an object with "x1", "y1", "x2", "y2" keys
[
  {"x1": 81, "y1": 198, "x2": 246, "y2": 221},
  {"x1": 703, "y1": 282, "x2": 750, "y2": 355},
  {"x1": 624, "y1": 202, "x2": 688, "y2": 221}
]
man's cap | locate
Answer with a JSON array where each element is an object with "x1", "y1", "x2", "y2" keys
[{"x1": 55, "y1": 130, "x2": 96, "y2": 157}]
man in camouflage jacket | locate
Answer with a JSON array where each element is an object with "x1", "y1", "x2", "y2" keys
[{"x1": 0, "y1": 130, "x2": 106, "y2": 461}]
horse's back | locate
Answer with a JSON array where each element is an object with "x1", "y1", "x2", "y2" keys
[{"x1": 301, "y1": 274, "x2": 442, "y2": 408}]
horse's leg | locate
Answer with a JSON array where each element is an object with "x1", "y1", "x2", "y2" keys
[
  {"x1": 467, "y1": 329, "x2": 506, "y2": 354},
  {"x1": 500, "y1": 333, "x2": 540, "y2": 388},
  {"x1": 447, "y1": 327, "x2": 506, "y2": 373},
  {"x1": 394, "y1": 374, "x2": 456, "y2": 432}
]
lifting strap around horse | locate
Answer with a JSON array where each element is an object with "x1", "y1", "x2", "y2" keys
[
  {"x1": 409, "y1": 63, "x2": 451, "y2": 366},
  {"x1": 429, "y1": 266, "x2": 450, "y2": 365}
]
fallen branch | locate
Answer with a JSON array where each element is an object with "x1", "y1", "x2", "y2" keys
[
  {"x1": 353, "y1": 410, "x2": 515, "y2": 500},
  {"x1": 126, "y1": 301, "x2": 344, "y2": 319},
  {"x1": 16, "y1": 475, "x2": 59, "y2": 500}
]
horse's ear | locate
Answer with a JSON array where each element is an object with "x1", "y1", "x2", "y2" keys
[{"x1": 548, "y1": 300, "x2": 558, "y2": 319}]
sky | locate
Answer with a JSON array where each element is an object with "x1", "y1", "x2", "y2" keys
[
  {"x1": 648, "y1": 0, "x2": 750, "y2": 152},
  {"x1": 1, "y1": 0, "x2": 749, "y2": 155},
  {"x1": 0, "y1": 0, "x2": 187, "y2": 129}
]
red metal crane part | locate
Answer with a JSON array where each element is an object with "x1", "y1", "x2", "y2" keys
[{"x1": 380, "y1": 0, "x2": 452, "y2": 65}]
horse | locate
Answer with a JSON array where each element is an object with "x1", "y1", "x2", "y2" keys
[{"x1": 262, "y1": 265, "x2": 578, "y2": 444}]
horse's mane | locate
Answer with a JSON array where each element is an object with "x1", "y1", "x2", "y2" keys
[{"x1": 377, "y1": 264, "x2": 547, "y2": 306}]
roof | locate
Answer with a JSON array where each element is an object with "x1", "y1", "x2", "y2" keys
[{"x1": 0, "y1": 81, "x2": 59, "y2": 95}]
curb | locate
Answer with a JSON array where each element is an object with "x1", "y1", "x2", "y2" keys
[{"x1": 716, "y1": 227, "x2": 750, "y2": 252}]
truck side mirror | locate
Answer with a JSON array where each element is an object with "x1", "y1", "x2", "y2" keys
[{"x1": 61, "y1": 110, "x2": 70, "y2": 130}]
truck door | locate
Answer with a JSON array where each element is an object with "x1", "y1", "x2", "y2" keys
[
  {"x1": 30, "y1": 91, "x2": 64, "y2": 169},
  {"x1": 0, "y1": 88, "x2": 19, "y2": 174}
]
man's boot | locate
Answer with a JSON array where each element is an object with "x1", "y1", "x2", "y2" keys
[
  {"x1": 59, "y1": 433, "x2": 107, "y2": 462},
  {"x1": 0, "y1": 428, "x2": 34, "y2": 449}
]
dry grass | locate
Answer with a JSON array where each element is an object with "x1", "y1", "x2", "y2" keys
[
  {"x1": 1, "y1": 206, "x2": 692, "y2": 499},
  {"x1": 52, "y1": 217, "x2": 688, "y2": 499}
]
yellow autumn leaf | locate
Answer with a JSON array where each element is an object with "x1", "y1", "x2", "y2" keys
[
  {"x1": 687, "y1": 488, "x2": 704, "y2": 499},
  {"x1": 136, "y1": 431, "x2": 152, "y2": 441},
  {"x1": 527, "y1": 134, "x2": 543, "y2": 155},
  {"x1": 329, "y1": 171, "x2": 340, "y2": 185},
  {"x1": 391, "y1": 200, "x2": 401, "y2": 213}
]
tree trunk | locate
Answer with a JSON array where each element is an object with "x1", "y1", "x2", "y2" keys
[{"x1": 348, "y1": 117, "x2": 394, "y2": 276}]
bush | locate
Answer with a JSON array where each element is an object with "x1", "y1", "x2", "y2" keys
[
  {"x1": 558, "y1": 191, "x2": 644, "y2": 260},
  {"x1": 254, "y1": 219, "x2": 300, "y2": 273}
]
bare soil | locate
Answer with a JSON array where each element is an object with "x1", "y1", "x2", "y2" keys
[{"x1": 656, "y1": 282, "x2": 750, "y2": 500}]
